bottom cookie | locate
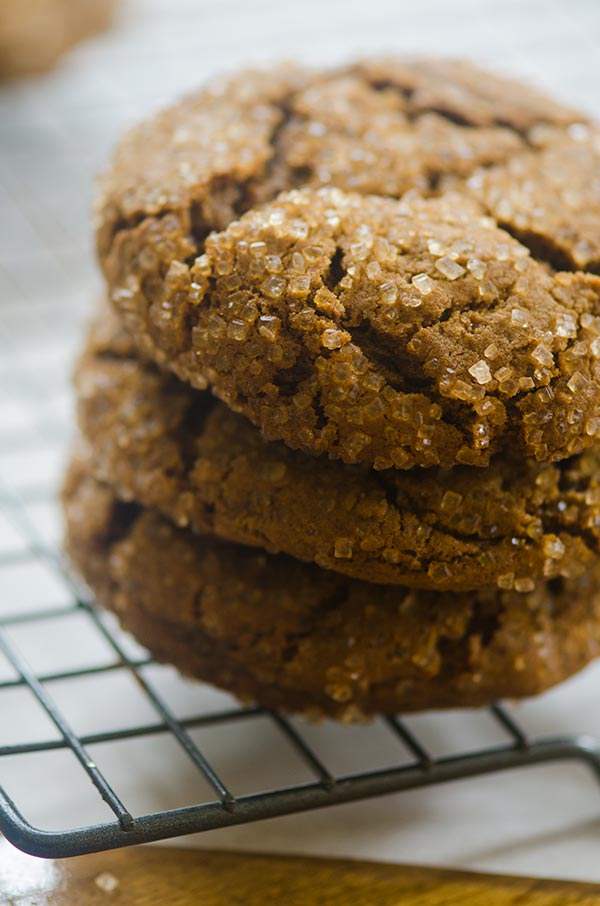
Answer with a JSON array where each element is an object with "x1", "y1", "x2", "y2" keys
[{"x1": 63, "y1": 455, "x2": 600, "y2": 720}]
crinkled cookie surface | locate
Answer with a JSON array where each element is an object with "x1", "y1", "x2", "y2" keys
[{"x1": 97, "y1": 59, "x2": 600, "y2": 468}]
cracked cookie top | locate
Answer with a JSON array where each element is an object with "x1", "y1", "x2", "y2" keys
[
  {"x1": 97, "y1": 59, "x2": 581, "y2": 254},
  {"x1": 97, "y1": 59, "x2": 598, "y2": 468},
  {"x1": 75, "y1": 305, "x2": 600, "y2": 592},
  {"x1": 102, "y1": 185, "x2": 600, "y2": 468}
]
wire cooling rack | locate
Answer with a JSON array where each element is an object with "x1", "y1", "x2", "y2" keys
[
  {"x1": 1, "y1": 0, "x2": 600, "y2": 865},
  {"x1": 1, "y1": 272, "x2": 600, "y2": 863}
]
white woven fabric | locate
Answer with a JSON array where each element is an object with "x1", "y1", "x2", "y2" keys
[{"x1": 0, "y1": 0, "x2": 599, "y2": 880}]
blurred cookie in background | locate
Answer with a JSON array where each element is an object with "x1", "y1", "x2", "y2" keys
[{"x1": 0, "y1": 0, "x2": 116, "y2": 78}]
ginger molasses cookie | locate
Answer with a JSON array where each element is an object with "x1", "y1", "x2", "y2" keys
[
  {"x1": 97, "y1": 60, "x2": 595, "y2": 469},
  {"x1": 0, "y1": 0, "x2": 115, "y2": 78},
  {"x1": 76, "y1": 306, "x2": 600, "y2": 592},
  {"x1": 63, "y1": 456, "x2": 600, "y2": 720}
]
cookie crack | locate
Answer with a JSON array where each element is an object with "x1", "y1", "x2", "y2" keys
[
  {"x1": 374, "y1": 461, "x2": 596, "y2": 561},
  {"x1": 324, "y1": 246, "x2": 345, "y2": 291},
  {"x1": 361, "y1": 72, "x2": 530, "y2": 138},
  {"x1": 344, "y1": 321, "x2": 431, "y2": 393},
  {"x1": 280, "y1": 584, "x2": 353, "y2": 665},
  {"x1": 105, "y1": 91, "x2": 300, "y2": 267},
  {"x1": 176, "y1": 394, "x2": 217, "y2": 473},
  {"x1": 436, "y1": 600, "x2": 502, "y2": 675},
  {"x1": 262, "y1": 96, "x2": 295, "y2": 184},
  {"x1": 102, "y1": 498, "x2": 143, "y2": 548},
  {"x1": 463, "y1": 599, "x2": 501, "y2": 648},
  {"x1": 497, "y1": 221, "x2": 598, "y2": 274}
]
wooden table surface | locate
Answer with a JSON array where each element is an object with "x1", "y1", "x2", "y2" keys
[{"x1": 2, "y1": 841, "x2": 599, "y2": 905}]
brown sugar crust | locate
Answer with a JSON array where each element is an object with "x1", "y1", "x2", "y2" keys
[
  {"x1": 350, "y1": 59, "x2": 583, "y2": 132},
  {"x1": 76, "y1": 308, "x2": 600, "y2": 591},
  {"x1": 96, "y1": 58, "x2": 580, "y2": 256},
  {"x1": 63, "y1": 456, "x2": 600, "y2": 719},
  {"x1": 97, "y1": 60, "x2": 595, "y2": 469},
  {"x1": 468, "y1": 127, "x2": 600, "y2": 274},
  {"x1": 0, "y1": 0, "x2": 115, "y2": 78},
  {"x1": 100, "y1": 184, "x2": 600, "y2": 469}
]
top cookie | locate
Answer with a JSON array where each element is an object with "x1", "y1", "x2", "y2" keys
[{"x1": 97, "y1": 59, "x2": 599, "y2": 468}]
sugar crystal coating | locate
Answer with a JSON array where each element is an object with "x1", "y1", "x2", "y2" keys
[
  {"x1": 412, "y1": 273, "x2": 435, "y2": 294},
  {"x1": 96, "y1": 58, "x2": 596, "y2": 468},
  {"x1": 470, "y1": 130, "x2": 600, "y2": 273},
  {"x1": 468, "y1": 360, "x2": 493, "y2": 385},
  {"x1": 63, "y1": 457, "x2": 600, "y2": 720},
  {"x1": 435, "y1": 256, "x2": 465, "y2": 280},
  {"x1": 103, "y1": 183, "x2": 600, "y2": 468},
  {"x1": 75, "y1": 305, "x2": 600, "y2": 592}
]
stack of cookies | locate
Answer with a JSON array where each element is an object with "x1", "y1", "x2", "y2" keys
[{"x1": 64, "y1": 60, "x2": 600, "y2": 720}]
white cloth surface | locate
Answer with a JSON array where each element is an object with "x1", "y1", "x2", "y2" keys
[{"x1": 0, "y1": 0, "x2": 600, "y2": 881}]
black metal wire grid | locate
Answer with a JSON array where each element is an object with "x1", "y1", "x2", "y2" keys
[
  {"x1": 1, "y1": 2, "x2": 600, "y2": 861},
  {"x1": 3, "y1": 521, "x2": 600, "y2": 860},
  {"x1": 1, "y1": 314, "x2": 600, "y2": 861}
]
